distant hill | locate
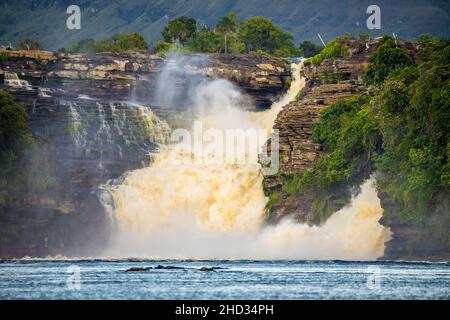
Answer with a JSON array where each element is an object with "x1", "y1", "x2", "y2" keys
[{"x1": 0, "y1": 0, "x2": 449, "y2": 50}]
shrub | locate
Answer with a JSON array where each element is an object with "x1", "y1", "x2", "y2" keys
[
  {"x1": 308, "y1": 39, "x2": 348, "y2": 65},
  {"x1": 363, "y1": 37, "x2": 414, "y2": 85}
]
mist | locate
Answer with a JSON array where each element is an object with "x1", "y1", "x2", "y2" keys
[{"x1": 102, "y1": 55, "x2": 391, "y2": 260}]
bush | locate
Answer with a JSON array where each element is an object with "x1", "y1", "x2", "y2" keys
[
  {"x1": 308, "y1": 39, "x2": 348, "y2": 65},
  {"x1": 67, "y1": 39, "x2": 96, "y2": 53},
  {"x1": 17, "y1": 38, "x2": 43, "y2": 50},
  {"x1": 0, "y1": 91, "x2": 55, "y2": 206},
  {"x1": 0, "y1": 51, "x2": 9, "y2": 61},
  {"x1": 67, "y1": 33, "x2": 148, "y2": 53},
  {"x1": 95, "y1": 32, "x2": 148, "y2": 52},
  {"x1": 363, "y1": 37, "x2": 414, "y2": 85},
  {"x1": 154, "y1": 41, "x2": 174, "y2": 54},
  {"x1": 185, "y1": 25, "x2": 222, "y2": 53},
  {"x1": 298, "y1": 40, "x2": 322, "y2": 58}
]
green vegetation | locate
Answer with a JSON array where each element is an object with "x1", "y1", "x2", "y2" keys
[
  {"x1": 63, "y1": 13, "x2": 309, "y2": 57},
  {"x1": 298, "y1": 40, "x2": 323, "y2": 58},
  {"x1": 67, "y1": 39, "x2": 97, "y2": 53},
  {"x1": 265, "y1": 192, "x2": 281, "y2": 212},
  {"x1": 153, "y1": 41, "x2": 176, "y2": 54},
  {"x1": 371, "y1": 37, "x2": 450, "y2": 225},
  {"x1": 0, "y1": 51, "x2": 9, "y2": 61},
  {"x1": 0, "y1": 91, "x2": 54, "y2": 206},
  {"x1": 308, "y1": 38, "x2": 349, "y2": 65},
  {"x1": 17, "y1": 38, "x2": 43, "y2": 50},
  {"x1": 238, "y1": 16, "x2": 298, "y2": 56},
  {"x1": 319, "y1": 70, "x2": 344, "y2": 84},
  {"x1": 186, "y1": 25, "x2": 222, "y2": 53},
  {"x1": 281, "y1": 95, "x2": 373, "y2": 197},
  {"x1": 2, "y1": 1, "x2": 449, "y2": 52},
  {"x1": 214, "y1": 12, "x2": 243, "y2": 54},
  {"x1": 157, "y1": 12, "x2": 299, "y2": 56},
  {"x1": 278, "y1": 36, "x2": 450, "y2": 234},
  {"x1": 363, "y1": 36, "x2": 415, "y2": 85},
  {"x1": 162, "y1": 16, "x2": 197, "y2": 44},
  {"x1": 67, "y1": 32, "x2": 148, "y2": 53}
]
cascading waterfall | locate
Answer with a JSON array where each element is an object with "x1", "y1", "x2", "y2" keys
[
  {"x1": 104, "y1": 56, "x2": 391, "y2": 260},
  {"x1": 66, "y1": 100, "x2": 171, "y2": 153}
]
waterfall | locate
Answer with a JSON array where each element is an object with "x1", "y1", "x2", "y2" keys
[
  {"x1": 66, "y1": 100, "x2": 171, "y2": 156},
  {"x1": 103, "y1": 56, "x2": 391, "y2": 260},
  {"x1": 3, "y1": 72, "x2": 32, "y2": 89}
]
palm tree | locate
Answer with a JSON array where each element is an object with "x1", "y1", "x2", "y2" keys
[{"x1": 215, "y1": 12, "x2": 240, "y2": 54}]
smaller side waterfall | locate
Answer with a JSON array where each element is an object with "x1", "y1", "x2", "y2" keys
[
  {"x1": 65, "y1": 100, "x2": 171, "y2": 157},
  {"x1": 3, "y1": 72, "x2": 32, "y2": 89}
]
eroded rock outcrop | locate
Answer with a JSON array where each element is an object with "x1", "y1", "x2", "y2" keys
[
  {"x1": 263, "y1": 40, "x2": 372, "y2": 224},
  {"x1": 206, "y1": 53, "x2": 290, "y2": 108},
  {"x1": 262, "y1": 39, "x2": 450, "y2": 261},
  {"x1": 0, "y1": 50, "x2": 289, "y2": 107}
]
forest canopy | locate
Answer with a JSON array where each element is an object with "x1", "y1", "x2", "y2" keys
[
  {"x1": 156, "y1": 13, "x2": 300, "y2": 56},
  {"x1": 61, "y1": 12, "x2": 321, "y2": 57}
]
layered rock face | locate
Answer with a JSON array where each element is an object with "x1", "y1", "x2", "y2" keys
[
  {"x1": 0, "y1": 50, "x2": 289, "y2": 258},
  {"x1": 207, "y1": 54, "x2": 291, "y2": 108},
  {"x1": 0, "y1": 50, "x2": 289, "y2": 107},
  {"x1": 262, "y1": 40, "x2": 449, "y2": 261},
  {"x1": 263, "y1": 40, "x2": 372, "y2": 224}
]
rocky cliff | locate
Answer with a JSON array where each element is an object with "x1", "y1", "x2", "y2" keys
[
  {"x1": 0, "y1": 50, "x2": 289, "y2": 107},
  {"x1": 263, "y1": 40, "x2": 374, "y2": 223},
  {"x1": 262, "y1": 39, "x2": 449, "y2": 261},
  {"x1": 0, "y1": 50, "x2": 289, "y2": 258}
]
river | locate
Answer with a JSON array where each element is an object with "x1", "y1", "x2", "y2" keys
[{"x1": 0, "y1": 259, "x2": 448, "y2": 299}]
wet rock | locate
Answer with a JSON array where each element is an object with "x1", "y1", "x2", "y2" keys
[
  {"x1": 198, "y1": 267, "x2": 216, "y2": 272},
  {"x1": 197, "y1": 267, "x2": 228, "y2": 272},
  {"x1": 0, "y1": 50, "x2": 288, "y2": 108},
  {"x1": 155, "y1": 265, "x2": 186, "y2": 270},
  {"x1": 125, "y1": 267, "x2": 152, "y2": 272}
]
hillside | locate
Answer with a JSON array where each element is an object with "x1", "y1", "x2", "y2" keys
[{"x1": 0, "y1": 0, "x2": 449, "y2": 50}]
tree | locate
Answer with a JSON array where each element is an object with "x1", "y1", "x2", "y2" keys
[
  {"x1": 186, "y1": 25, "x2": 221, "y2": 53},
  {"x1": 308, "y1": 39, "x2": 349, "y2": 65},
  {"x1": 67, "y1": 39, "x2": 96, "y2": 53},
  {"x1": 239, "y1": 16, "x2": 297, "y2": 55},
  {"x1": 67, "y1": 33, "x2": 148, "y2": 53},
  {"x1": 363, "y1": 37, "x2": 415, "y2": 85},
  {"x1": 0, "y1": 90, "x2": 55, "y2": 206},
  {"x1": 17, "y1": 38, "x2": 42, "y2": 50},
  {"x1": 95, "y1": 32, "x2": 148, "y2": 52},
  {"x1": 215, "y1": 12, "x2": 242, "y2": 54},
  {"x1": 298, "y1": 40, "x2": 322, "y2": 57},
  {"x1": 0, "y1": 90, "x2": 32, "y2": 205},
  {"x1": 162, "y1": 16, "x2": 197, "y2": 44}
]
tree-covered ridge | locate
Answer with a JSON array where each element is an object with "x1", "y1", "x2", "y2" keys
[
  {"x1": 155, "y1": 13, "x2": 301, "y2": 56},
  {"x1": 62, "y1": 12, "x2": 306, "y2": 56},
  {"x1": 65, "y1": 32, "x2": 148, "y2": 53},
  {"x1": 282, "y1": 36, "x2": 450, "y2": 243}
]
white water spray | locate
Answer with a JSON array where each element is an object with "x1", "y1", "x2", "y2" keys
[{"x1": 104, "y1": 56, "x2": 390, "y2": 260}]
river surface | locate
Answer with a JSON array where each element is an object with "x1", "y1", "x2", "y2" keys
[{"x1": 0, "y1": 260, "x2": 449, "y2": 299}]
